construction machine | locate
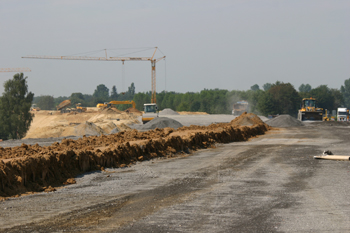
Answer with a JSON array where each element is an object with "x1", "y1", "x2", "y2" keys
[
  {"x1": 337, "y1": 108, "x2": 348, "y2": 121},
  {"x1": 323, "y1": 109, "x2": 330, "y2": 121},
  {"x1": 97, "y1": 102, "x2": 108, "y2": 108},
  {"x1": 232, "y1": 100, "x2": 249, "y2": 115},
  {"x1": 56, "y1": 99, "x2": 71, "y2": 113},
  {"x1": 97, "y1": 101, "x2": 136, "y2": 109},
  {"x1": 142, "y1": 103, "x2": 158, "y2": 124},
  {"x1": 76, "y1": 103, "x2": 87, "y2": 113},
  {"x1": 30, "y1": 104, "x2": 41, "y2": 111},
  {"x1": 297, "y1": 97, "x2": 323, "y2": 121}
]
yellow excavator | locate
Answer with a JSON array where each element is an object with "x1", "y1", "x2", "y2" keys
[
  {"x1": 297, "y1": 97, "x2": 323, "y2": 121},
  {"x1": 96, "y1": 100, "x2": 136, "y2": 109}
]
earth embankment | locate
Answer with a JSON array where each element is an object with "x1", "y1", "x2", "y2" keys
[{"x1": 0, "y1": 113, "x2": 269, "y2": 199}]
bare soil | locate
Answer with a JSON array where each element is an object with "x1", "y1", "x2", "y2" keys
[
  {"x1": 1, "y1": 120, "x2": 350, "y2": 232},
  {"x1": 0, "y1": 113, "x2": 268, "y2": 199}
]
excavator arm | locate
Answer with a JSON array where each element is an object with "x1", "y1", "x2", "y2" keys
[{"x1": 109, "y1": 101, "x2": 136, "y2": 109}]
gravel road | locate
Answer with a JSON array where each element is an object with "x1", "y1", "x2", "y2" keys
[{"x1": 1, "y1": 122, "x2": 350, "y2": 232}]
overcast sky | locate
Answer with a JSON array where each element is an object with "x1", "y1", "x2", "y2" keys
[{"x1": 0, "y1": 0, "x2": 349, "y2": 97}]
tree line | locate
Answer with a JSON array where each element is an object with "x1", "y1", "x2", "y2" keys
[
  {"x1": 2, "y1": 73, "x2": 350, "y2": 140},
  {"x1": 33, "y1": 78, "x2": 350, "y2": 116}
]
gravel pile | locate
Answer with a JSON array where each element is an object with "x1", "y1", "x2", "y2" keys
[
  {"x1": 110, "y1": 128, "x2": 119, "y2": 134},
  {"x1": 159, "y1": 108, "x2": 180, "y2": 115},
  {"x1": 266, "y1": 114, "x2": 303, "y2": 127},
  {"x1": 138, "y1": 117, "x2": 183, "y2": 130}
]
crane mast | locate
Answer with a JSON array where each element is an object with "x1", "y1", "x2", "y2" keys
[{"x1": 22, "y1": 47, "x2": 165, "y2": 103}]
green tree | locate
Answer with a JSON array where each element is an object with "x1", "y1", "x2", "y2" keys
[
  {"x1": 263, "y1": 83, "x2": 272, "y2": 91},
  {"x1": 341, "y1": 78, "x2": 350, "y2": 108},
  {"x1": 70, "y1": 93, "x2": 85, "y2": 106},
  {"x1": 37, "y1": 95, "x2": 55, "y2": 110},
  {"x1": 330, "y1": 88, "x2": 344, "y2": 109},
  {"x1": 190, "y1": 100, "x2": 201, "y2": 112},
  {"x1": 299, "y1": 84, "x2": 312, "y2": 93},
  {"x1": 0, "y1": 73, "x2": 34, "y2": 140},
  {"x1": 110, "y1": 85, "x2": 118, "y2": 100},
  {"x1": 93, "y1": 84, "x2": 109, "y2": 104},
  {"x1": 250, "y1": 84, "x2": 260, "y2": 91},
  {"x1": 264, "y1": 82, "x2": 300, "y2": 116},
  {"x1": 309, "y1": 85, "x2": 335, "y2": 111},
  {"x1": 128, "y1": 82, "x2": 135, "y2": 96},
  {"x1": 257, "y1": 92, "x2": 277, "y2": 115}
]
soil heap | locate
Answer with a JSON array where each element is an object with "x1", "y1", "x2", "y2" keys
[
  {"x1": 74, "y1": 121, "x2": 105, "y2": 136},
  {"x1": 100, "y1": 108, "x2": 123, "y2": 114},
  {"x1": 138, "y1": 117, "x2": 183, "y2": 130},
  {"x1": 124, "y1": 107, "x2": 142, "y2": 115},
  {"x1": 159, "y1": 108, "x2": 180, "y2": 115},
  {"x1": 230, "y1": 112, "x2": 263, "y2": 126},
  {"x1": 0, "y1": 112, "x2": 270, "y2": 199},
  {"x1": 266, "y1": 114, "x2": 303, "y2": 127}
]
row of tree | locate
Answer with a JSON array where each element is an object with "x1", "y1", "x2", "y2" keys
[
  {"x1": 33, "y1": 78, "x2": 350, "y2": 117},
  {"x1": 2, "y1": 72, "x2": 350, "y2": 140}
]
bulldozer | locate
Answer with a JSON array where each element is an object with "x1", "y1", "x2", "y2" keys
[{"x1": 297, "y1": 97, "x2": 323, "y2": 121}]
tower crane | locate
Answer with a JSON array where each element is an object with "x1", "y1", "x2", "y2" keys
[
  {"x1": 22, "y1": 47, "x2": 165, "y2": 103},
  {"x1": 0, "y1": 68, "x2": 31, "y2": 72}
]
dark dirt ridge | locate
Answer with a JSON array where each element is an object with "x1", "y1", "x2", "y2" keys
[{"x1": 0, "y1": 113, "x2": 269, "y2": 199}]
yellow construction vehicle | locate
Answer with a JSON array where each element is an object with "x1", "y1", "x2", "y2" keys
[
  {"x1": 96, "y1": 101, "x2": 136, "y2": 109},
  {"x1": 30, "y1": 104, "x2": 41, "y2": 111},
  {"x1": 323, "y1": 109, "x2": 330, "y2": 121},
  {"x1": 76, "y1": 103, "x2": 87, "y2": 112},
  {"x1": 96, "y1": 102, "x2": 108, "y2": 108},
  {"x1": 56, "y1": 99, "x2": 71, "y2": 113},
  {"x1": 297, "y1": 97, "x2": 323, "y2": 121},
  {"x1": 142, "y1": 103, "x2": 158, "y2": 124}
]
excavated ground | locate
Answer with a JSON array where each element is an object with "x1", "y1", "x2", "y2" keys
[{"x1": 0, "y1": 112, "x2": 269, "y2": 199}]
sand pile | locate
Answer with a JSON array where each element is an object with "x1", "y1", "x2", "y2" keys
[
  {"x1": 159, "y1": 108, "x2": 180, "y2": 115},
  {"x1": 266, "y1": 114, "x2": 303, "y2": 127},
  {"x1": 116, "y1": 123, "x2": 132, "y2": 131},
  {"x1": 74, "y1": 121, "x2": 106, "y2": 136},
  {"x1": 0, "y1": 112, "x2": 269, "y2": 199},
  {"x1": 100, "y1": 108, "x2": 123, "y2": 114},
  {"x1": 124, "y1": 107, "x2": 142, "y2": 115},
  {"x1": 138, "y1": 117, "x2": 183, "y2": 130}
]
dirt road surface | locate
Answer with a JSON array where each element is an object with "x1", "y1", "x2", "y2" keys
[{"x1": 1, "y1": 122, "x2": 350, "y2": 232}]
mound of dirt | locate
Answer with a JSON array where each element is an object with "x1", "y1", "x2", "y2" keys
[
  {"x1": 124, "y1": 107, "x2": 142, "y2": 115},
  {"x1": 0, "y1": 112, "x2": 270, "y2": 199},
  {"x1": 100, "y1": 108, "x2": 123, "y2": 114},
  {"x1": 116, "y1": 123, "x2": 132, "y2": 131},
  {"x1": 74, "y1": 121, "x2": 106, "y2": 136},
  {"x1": 159, "y1": 108, "x2": 180, "y2": 115},
  {"x1": 266, "y1": 114, "x2": 303, "y2": 127},
  {"x1": 139, "y1": 117, "x2": 183, "y2": 130},
  {"x1": 231, "y1": 112, "x2": 265, "y2": 126}
]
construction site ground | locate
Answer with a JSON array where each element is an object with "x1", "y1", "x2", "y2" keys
[{"x1": 1, "y1": 114, "x2": 350, "y2": 232}]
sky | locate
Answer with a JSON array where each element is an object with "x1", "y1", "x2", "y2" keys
[{"x1": 0, "y1": 0, "x2": 349, "y2": 97}]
